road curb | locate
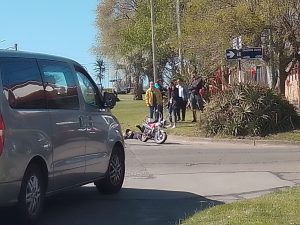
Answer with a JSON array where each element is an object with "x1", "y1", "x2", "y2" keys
[{"x1": 168, "y1": 135, "x2": 300, "y2": 146}]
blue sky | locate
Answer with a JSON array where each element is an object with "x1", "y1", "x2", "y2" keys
[{"x1": 0, "y1": 0, "x2": 112, "y2": 86}]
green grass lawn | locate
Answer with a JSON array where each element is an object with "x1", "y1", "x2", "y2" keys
[
  {"x1": 112, "y1": 94, "x2": 300, "y2": 141},
  {"x1": 182, "y1": 187, "x2": 300, "y2": 225},
  {"x1": 112, "y1": 94, "x2": 148, "y2": 132},
  {"x1": 112, "y1": 94, "x2": 205, "y2": 136}
]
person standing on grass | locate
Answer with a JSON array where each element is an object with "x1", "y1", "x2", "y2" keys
[
  {"x1": 167, "y1": 81, "x2": 180, "y2": 128},
  {"x1": 188, "y1": 71, "x2": 204, "y2": 122},
  {"x1": 155, "y1": 79, "x2": 167, "y2": 97},
  {"x1": 176, "y1": 78, "x2": 189, "y2": 121},
  {"x1": 145, "y1": 81, "x2": 162, "y2": 120},
  {"x1": 155, "y1": 79, "x2": 167, "y2": 119}
]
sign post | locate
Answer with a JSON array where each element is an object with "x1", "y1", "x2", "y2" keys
[{"x1": 237, "y1": 51, "x2": 242, "y2": 82}]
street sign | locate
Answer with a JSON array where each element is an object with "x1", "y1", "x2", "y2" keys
[
  {"x1": 232, "y1": 36, "x2": 242, "y2": 50},
  {"x1": 241, "y1": 48, "x2": 263, "y2": 59},
  {"x1": 225, "y1": 49, "x2": 238, "y2": 60},
  {"x1": 226, "y1": 47, "x2": 263, "y2": 61}
]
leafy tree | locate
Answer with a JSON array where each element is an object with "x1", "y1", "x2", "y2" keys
[
  {"x1": 181, "y1": 0, "x2": 265, "y2": 77},
  {"x1": 258, "y1": 0, "x2": 300, "y2": 92},
  {"x1": 94, "y1": 0, "x2": 180, "y2": 99},
  {"x1": 94, "y1": 0, "x2": 300, "y2": 94},
  {"x1": 182, "y1": 0, "x2": 300, "y2": 92}
]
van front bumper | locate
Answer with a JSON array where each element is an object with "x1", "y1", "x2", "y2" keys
[{"x1": 0, "y1": 180, "x2": 21, "y2": 206}]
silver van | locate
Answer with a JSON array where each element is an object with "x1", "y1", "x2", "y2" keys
[{"x1": 0, "y1": 50, "x2": 125, "y2": 224}]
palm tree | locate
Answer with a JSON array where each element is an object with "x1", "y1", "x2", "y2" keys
[{"x1": 94, "y1": 58, "x2": 106, "y2": 87}]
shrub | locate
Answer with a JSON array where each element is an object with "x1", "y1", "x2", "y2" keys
[{"x1": 201, "y1": 83, "x2": 299, "y2": 137}]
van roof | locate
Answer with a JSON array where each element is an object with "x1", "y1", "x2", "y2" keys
[{"x1": 0, "y1": 50, "x2": 79, "y2": 66}]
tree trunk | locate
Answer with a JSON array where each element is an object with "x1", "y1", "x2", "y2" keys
[
  {"x1": 278, "y1": 49, "x2": 293, "y2": 94},
  {"x1": 133, "y1": 72, "x2": 143, "y2": 100},
  {"x1": 279, "y1": 60, "x2": 288, "y2": 94}
]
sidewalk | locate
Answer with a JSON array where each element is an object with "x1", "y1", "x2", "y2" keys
[{"x1": 168, "y1": 135, "x2": 300, "y2": 146}]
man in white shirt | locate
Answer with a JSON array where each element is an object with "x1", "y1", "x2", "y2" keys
[{"x1": 176, "y1": 78, "x2": 188, "y2": 121}]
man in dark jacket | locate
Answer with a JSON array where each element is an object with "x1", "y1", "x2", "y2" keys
[
  {"x1": 176, "y1": 78, "x2": 189, "y2": 121},
  {"x1": 155, "y1": 79, "x2": 167, "y2": 119},
  {"x1": 188, "y1": 71, "x2": 204, "y2": 122},
  {"x1": 167, "y1": 82, "x2": 180, "y2": 128}
]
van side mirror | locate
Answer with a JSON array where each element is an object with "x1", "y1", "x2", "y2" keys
[{"x1": 103, "y1": 92, "x2": 116, "y2": 109}]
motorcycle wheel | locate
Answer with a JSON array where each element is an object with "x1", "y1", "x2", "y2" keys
[{"x1": 154, "y1": 129, "x2": 167, "y2": 144}]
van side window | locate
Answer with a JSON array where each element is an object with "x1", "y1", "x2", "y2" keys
[
  {"x1": 38, "y1": 60, "x2": 79, "y2": 110},
  {"x1": 76, "y1": 71, "x2": 99, "y2": 108},
  {"x1": 0, "y1": 57, "x2": 46, "y2": 109}
]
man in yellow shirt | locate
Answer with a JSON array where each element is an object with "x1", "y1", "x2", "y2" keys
[{"x1": 145, "y1": 81, "x2": 163, "y2": 120}]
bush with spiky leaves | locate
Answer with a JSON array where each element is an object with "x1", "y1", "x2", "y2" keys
[{"x1": 201, "y1": 83, "x2": 299, "y2": 137}]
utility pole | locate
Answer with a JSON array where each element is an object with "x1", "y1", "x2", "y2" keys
[
  {"x1": 176, "y1": 0, "x2": 183, "y2": 75},
  {"x1": 267, "y1": 0, "x2": 276, "y2": 89},
  {"x1": 150, "y1": 0, "x2": 157, "y2": 82},
  {"x1": 269, "y1": 28, "x2": 275, "y2": 88}
]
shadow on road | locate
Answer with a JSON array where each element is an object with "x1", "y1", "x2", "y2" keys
[
  {"x1": 126, "y1": 141, "x2": 183, "y2": 147},
  {"x1": 1, "y1": 187, "x2": 223, "y2": 225},
  {"x1": 162, "y1": 142, "x2": 183, "y2": 145}
]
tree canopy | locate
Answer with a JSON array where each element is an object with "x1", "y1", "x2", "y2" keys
[{"x1": 94, "y1": 0, "x2": 300, "y2": 93}]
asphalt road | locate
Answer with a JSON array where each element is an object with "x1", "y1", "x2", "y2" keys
[{"x1": 2, "y1": 138, "x2": 300, "y2": 225}]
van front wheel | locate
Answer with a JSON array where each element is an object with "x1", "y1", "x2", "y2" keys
[{"x1": 95, "y1": 147, "x2": 125, "y2": 194}]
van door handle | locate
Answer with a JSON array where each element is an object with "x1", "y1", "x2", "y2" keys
[
  {"x1": 79, "y1": 116, "x2": 85, "y2": 129},
  {"x1": 86, "y1": 116, "x2": 96, "y2": 133},
  {"x1": 88, "y1": 116, "x2": 93, "y2": 127}
]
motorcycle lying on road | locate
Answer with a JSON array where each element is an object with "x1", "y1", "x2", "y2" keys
[{"x1": 136, "y1": 114, "x2": 167, "y2": 144}]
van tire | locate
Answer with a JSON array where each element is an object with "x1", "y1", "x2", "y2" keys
[
  {"x1": 17, "y1": 164, "x2": 45, "y2": 225},
  {"x1": 95, "y1": 147, "x2": 125, "y2": 194}
]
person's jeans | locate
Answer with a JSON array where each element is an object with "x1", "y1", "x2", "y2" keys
[
  {"x1": 168, "y1": 105, "x2": 178, "y2": 123},
  {"x1": 177, "y1": 98, "x2": 187, "y2": 121},
  {"x1": 157, "y1": 104, "x2": 163, "y2": 120},
  {"x1": 190, "y1": 93, "x2": 203, "y2": 111},
  {"x1": 149, "y1": 105, "x2": 158, "y2": 120}
]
